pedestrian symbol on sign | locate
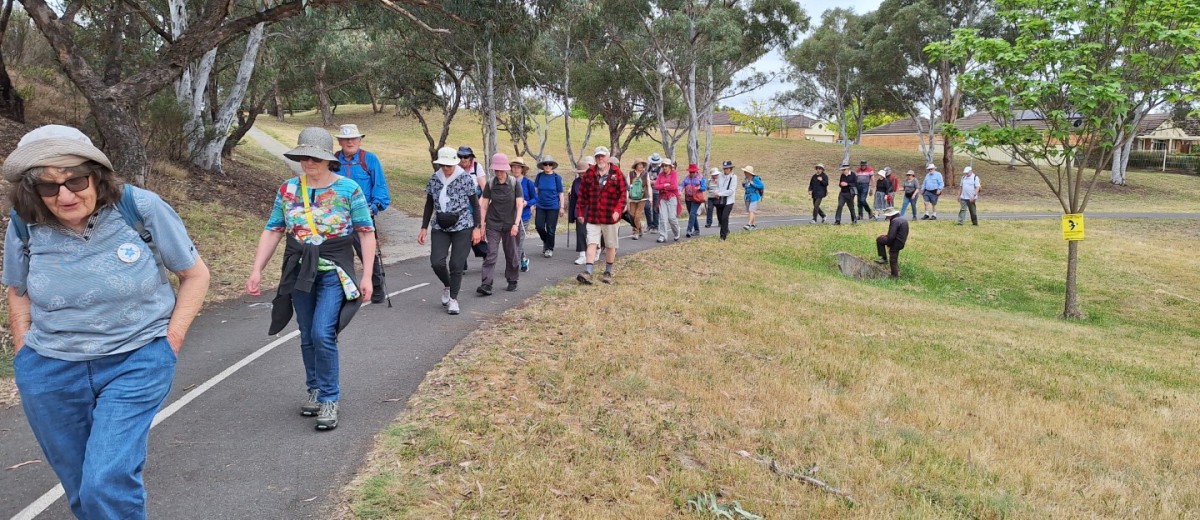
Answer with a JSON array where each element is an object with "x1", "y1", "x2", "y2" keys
[{"x1": 1061, "y1": 214, "x2": 1084, "y2": 241}]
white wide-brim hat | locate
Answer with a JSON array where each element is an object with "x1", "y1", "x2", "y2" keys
[
  {"x1": 3, "y1": 125, "x2": 114, "y2": 182},
  {"x1": 283, "y1": 127, "x2": 340, "y2": 165},
  {"x1": 336, "y1": 124, "x2": 366, "y2": 139}
]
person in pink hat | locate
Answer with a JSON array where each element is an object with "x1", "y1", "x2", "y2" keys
[{"x1": 476, "y1": 153, "x2": 525, "y2": 295}]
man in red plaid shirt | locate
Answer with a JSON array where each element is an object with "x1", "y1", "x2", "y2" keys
[{"x1": 577, "y1": 146, "x2": 628, "y2": 285}]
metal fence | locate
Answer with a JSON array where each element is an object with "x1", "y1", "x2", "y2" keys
[{"x1": 1125, "y1": 151, "x2": 1200, "y2": 174}]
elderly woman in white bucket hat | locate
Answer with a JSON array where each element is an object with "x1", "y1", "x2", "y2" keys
[
  {"x1": 4, "y1": 125, "x2": 210, "y2": 519},
  {"x1": 246, "y1": 127, "x2": 376, "y2": 431},
  {"x1": 418, "y1": 146, "x2": 483, "y2": 314}
]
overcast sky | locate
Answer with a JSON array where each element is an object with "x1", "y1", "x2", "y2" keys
[{"x1": 725, "y1": 0, "x2": 883, "y2": 113}]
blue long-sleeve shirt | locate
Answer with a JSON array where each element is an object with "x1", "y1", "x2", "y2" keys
[
  {"x1": 922, "y1": 171, "x2": 944, "y2": 192},
  {"x1": 337, "y1": 149, "x2": 391, "y2": 213},
  {"x1": 519, "y1": 176, "x2": 537, "y2": 221},
  {"x1": 743, "y1": 176, "x2": 764, "y2": 202},
  {"x1": 681, "y1": 175, "x2": 707, "y2": 199}
]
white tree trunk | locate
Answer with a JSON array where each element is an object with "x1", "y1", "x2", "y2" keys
[
  {"x1": 653, "y1": 72, "x2": 673, "y2": 160},
  {"x1": 484, "y1": 37, "x2": 498, "y2": 170},
  {"x1": 702, "y1": 64, "x2": 714, "y2": 172},
  {"x1": 192, "y1": 22, "x2": 265, "y2": 173}
]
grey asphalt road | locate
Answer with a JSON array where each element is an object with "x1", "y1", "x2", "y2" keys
[{"x1": 3, "y1": 207, "x2": 1197, "y2": 519}]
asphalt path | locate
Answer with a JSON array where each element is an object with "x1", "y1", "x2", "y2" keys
[{"x1": 2, "y1": 201, "x2": 1197, "y2": 518}]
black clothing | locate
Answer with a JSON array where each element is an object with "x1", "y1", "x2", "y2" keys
[
  {"x1": 876, "y1": 237, "x2": 901, "y2": 278},
  {"x1": 876, "y1": 216, "x2": 909, "y2": 278},
  {"x1": 717, "y1": 202, "x2": 733, "y2": 239},
  {"x1": 270, "y1": 234, "x2": 360, "y2": 335},
  {"x1": 535, "y1": 208, "x2": 560, "y2": 251},
  {"x1": 812, "y1": 196, "x2": 826, "y2": 220},
  {"x1": 809, "y1": 172, "x2": 829, "y2": 198},
  {"x1": 835, "y1": 192, "x2": 857, "y2": 223},
  {"x1": 838, "y1": 172, "x2": 856, "y2": 194},
  {"x1": 430, "y1": 228, "x2": 472, "y2": 298},
  {"x1": 421, "y1": 193, "x2": 482, "y2": 229}
]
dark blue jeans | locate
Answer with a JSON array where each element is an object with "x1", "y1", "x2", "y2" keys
[
  {"x1": 646, "y1": 192, "x2": 660, "y2": 229},
  {"x1": 686, "y1": 200, "x2": 703, "y2": 234},
  {"x1": 15, "y1": 338, "x2": 176, "y2": 520},
  {"x1": 292, "y1": 270, "x2": 343, "y2": 403}
]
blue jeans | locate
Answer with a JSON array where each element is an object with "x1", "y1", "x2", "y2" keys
[
  {"x1": 646, "y1": 192, "x2": 660, "y2": 229},
  {"x1": 15, "y1": 338, "x2": 176, "y2": 520},
  {"x1": 292, "y1": 270, "x2": 342, "y2": 403},
  {"x1": 900, "y1": 194, "x2": 918, "y2": 218},
  {"x1": 686, "y1": 200, "x2": 702, "y2": 234}
]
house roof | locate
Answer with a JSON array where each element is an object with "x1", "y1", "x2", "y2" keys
[
  {"x1": 782, "y1": 114, "x2": 819, "y2": 128},
  {"x1": 861, "y1": 117, "x2": 935, "y2": 135}
]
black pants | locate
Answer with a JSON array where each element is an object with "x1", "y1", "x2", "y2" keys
[
  {"x1": 705, "y1": 197, "x2": 718, "y2": 225},
  {"x1": 716, "y1": 202, "x2": 733, "y2": 240},
  {"x1": 835, "y1": 192, "x2": 857, "y2": 223},
  {"x1": 876, "y1": 237, "x2": 901, "y2": 278},
  {"x1": 812, "y1": 196, "x2": 826, "y2": 220},
  {"x1": 535, "y1": 208, "x2": 560, "y2": 251},
  {"x1": 856, "y1": 184, "x2": 873, "y2": 219},
  {"x1": 573, "y1": 220, "x2": 587, "y2": 252},
  {"x1": 430, "y1": 228, "x2": 472, "y2": 298},
  {"x1": 352, "y1": 223, "x2": 384, "y2": 291}
]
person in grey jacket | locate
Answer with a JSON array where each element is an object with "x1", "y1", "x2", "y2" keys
[{"x1": 714, "y1": 164, "x2": 738, "y2": 240}]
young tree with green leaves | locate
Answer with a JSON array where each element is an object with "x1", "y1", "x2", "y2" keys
[{"x1": 931, "y1": 0, "x2": 1200, "y2": 319}]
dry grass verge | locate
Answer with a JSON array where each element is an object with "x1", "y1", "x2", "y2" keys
[{"x1": 344, "y1": 219, "x2": 1200, "y2": 519}]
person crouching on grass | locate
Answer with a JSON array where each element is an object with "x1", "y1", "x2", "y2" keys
[
  {"x1": 477, "y1": 153, "x2": 524, "y2": 295},
  {"x1": 875, "y1": 207, "x2": 909, "y2": 278},
  {"x1": 577, "y1": 146, "x2": 628, "y2": 285}
]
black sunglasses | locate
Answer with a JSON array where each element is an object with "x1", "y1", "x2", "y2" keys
[{"x1": 33, "y1": 175, "x2": 91, "y2": 197}]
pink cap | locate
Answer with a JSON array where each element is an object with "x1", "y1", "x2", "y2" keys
[{"x1": 491, "y1": 153, "x2": 511, "y2": 172}]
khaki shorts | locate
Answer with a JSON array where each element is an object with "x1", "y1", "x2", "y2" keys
[{"x1": 586, "y1": 223, "x2": 620, "y2": 248}]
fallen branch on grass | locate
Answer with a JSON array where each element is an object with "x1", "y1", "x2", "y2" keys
[{"x1": 735, "y1": 450, "x2": 857, "y2": 506}]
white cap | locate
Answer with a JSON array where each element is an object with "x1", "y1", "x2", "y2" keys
[
  {"x1": 593, "y1": 146, "x2": 610, "y2": 157},
  {"x1": 926, "y1": 163, "x2": 936, "y2": 170},
  {"x1": 963, "y1": 166, "x2": 974, "y2": 174}
]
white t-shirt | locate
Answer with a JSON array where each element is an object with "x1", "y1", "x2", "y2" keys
[{"x1": 960, "y1": 174, "x2": 981, "y2": 200}]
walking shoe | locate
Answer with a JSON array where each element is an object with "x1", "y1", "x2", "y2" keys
[
  {"x1": 546, "y1": 250, "x2": 553, "y2": 258},
  {"x1": 601, "y1": 272, "x2": 613, "y2": 284},
  {"x1": 921, "y1": 215, "x2": 930, "y2": 220},
  {"x1": 476, "y1": 284, "x2": 493, "y2": 296},
  {"x1": 447, "y1": 299, "x2": 460, "y2": 315},
  {"x1": 543, "y1": 249, "x2": 551, "y2": 258},
  {"x1": 834, "y1": 221, "x2": 841, "y2": 225},
  {"x1": 930, "y1": 215, "x2": 938, "y2": 220},
  {"x1": 956, "y1": 221, "x2": 964, "y2": 226},
  {"x1": 743, "y1": 224, "x2": 752, "y2": 230},
  {"x1": 315, "y1": 401, "x2": 338, "y2": 430},
  {"x1": 874, "y1": 257, "x2": 888, "y2": 265},
  {"x1": 705, "y1": 223, "x2": 712, "y2": 228},
  {"x1": 657, "y1": 236, "x2": 666, "y2": 243},
  {"x1": 301, "y1": 388, "x2": 320, "y2": 416},
  {"x1": 506, "y1": 281, "x2": 518, "y2": 292},
  {"x1": 371, "y1": 286, "x2": 385, "y2": 304},
  {"x1": 574, "y1": 252, "x2": 586, "y2": 265},
  {"x1": 810, "y1": 219, "x2": 818, "y2": 224},
  {"x1": 520, "y1": 256, "x2": 529, "y2": 272},
  {"x1": 632, "y1": 234, "x2": 639, "y2": 240},
  {"x1": 441, "y1": 287, "x2": 451, "y2": 307},
  {"x1": 576, "y1": 272, "x2": 593, "y2": 285},
  {"x1": 821, "y1": 217, "x2": 827, "y2": 223}
]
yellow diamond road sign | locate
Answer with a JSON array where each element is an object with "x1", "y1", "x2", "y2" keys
[{"x1": 1062, "y1": 214, "x2": 1084, "y2": 241}]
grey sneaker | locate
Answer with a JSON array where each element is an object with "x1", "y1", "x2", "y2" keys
[
  {"x1": 315, "y1": 401, "x2": 338, "y2": 430},
  {"x1": 447, "y1": 299, "x2": 460, "y2": 315},
  {"x1": 441, "y1": 287, "x2": 451, "y2": 307},
  {"x1": 301, "y1": 388, "x2": 320, "y2": 416}
]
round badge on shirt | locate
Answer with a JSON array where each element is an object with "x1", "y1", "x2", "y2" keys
[{"x1": 116, "y1": 243, "x2": 142, "y2": 263}]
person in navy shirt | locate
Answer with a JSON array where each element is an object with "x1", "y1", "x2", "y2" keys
[{"x1": 335, "y1": 124, "x2": 390, "y2": 302}]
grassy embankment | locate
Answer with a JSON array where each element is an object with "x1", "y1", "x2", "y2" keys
[
  {"x1": 258, "y1": 105, "x2": 1200, "y2": 218},
  {"x1": 344, "y1": 218, "x2": 1200, "y2": 518}
]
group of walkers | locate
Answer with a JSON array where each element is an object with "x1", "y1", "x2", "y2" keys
[
  {"x1": 1, "y1": 118, "x2": 979, "y2": 519},
  {"x1": 809, "y1": 159, "x2": 982, "y2": 227}
]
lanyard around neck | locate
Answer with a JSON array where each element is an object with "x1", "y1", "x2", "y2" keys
[{"x1": 299, "y1": 174, "x2": 321, "y2": 238}]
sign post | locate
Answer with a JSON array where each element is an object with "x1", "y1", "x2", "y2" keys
[{"x1": 1062, "y1": 213, "x2": 1085, "y2": 241}]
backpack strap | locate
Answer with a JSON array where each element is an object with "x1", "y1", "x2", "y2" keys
[
  {"x1": 9, "y1": 209, "x2": 31, "y2": 296},
  {"x1": 116, "y1": 184, "x2": 169, "y2": 284}
]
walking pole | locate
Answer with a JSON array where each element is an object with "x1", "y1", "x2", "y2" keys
[{"x1": 373, "y1": 227, "x2": 392, "y2": 308}]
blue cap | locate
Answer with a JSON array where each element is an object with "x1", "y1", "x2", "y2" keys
[
  {"x1": 456, "y1": 146, "x2": 474, "y2": 158},
  {"x1": 721, "y1": 160, "x2": 734, "y2": 169}
]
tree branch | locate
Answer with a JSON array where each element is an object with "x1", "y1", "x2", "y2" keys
[{"x1": 119, "y1": 0, "x2": 173, "y2": 41}]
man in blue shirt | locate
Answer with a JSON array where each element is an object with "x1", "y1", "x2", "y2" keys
[
  {"x1": 335, "y1": 124, "x2": 390, "y2": 302},
  {"x1": 920, "y1": 162, "x2": 944, "y2": 220}
]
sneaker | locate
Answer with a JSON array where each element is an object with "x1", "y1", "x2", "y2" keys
[
  {"x1": 743, "y1": 224, "x2": 752, "y2": 230},
  {"x1": 656, "y1": 236, "x2": 666, "y2": 243},
  {"x1": 931, "y1": 215, "x2": 938, "y2": 220},
  {"x1": 632, "y1": 234, "x2": 639, "y2": 240},
  {"x1": 447, "y1": 299, "x2": 460, "y2": 315},
  {"x1": 520, "y1": 256, "x2": 529, "y2": 272},
  {"x1": 543, "y1": 249, "x2": 551, "y2": 258},
  {"x1": 834, "y1": 221, "x2": 841, "y2": 225},
  {"x1": 506, "y1": 281, "x2": 518, "y2": 292},
  {"x1": 921, "y1": 215, "x2": 930, "y2": 220},
  {"x1": 301, "y1": 388, "x2": 320, "y2": 416},
  {"x1": 674, "y1": 237, "x2": 680, "y2": 242},
  {"x1": 476, "y1": 284, "x2": 493, "y2": 296},
  {"x1": 441, "y1": 287, "x2": 451, "y2": 307},
  {"x1": 574, "y1": 252, "x2": 586, "y2": 265},
  {"x1": 546, "y1": 250, "x2": 553, "y2": 258},
  {"x1": 810, "y1": 219, "x2": 818, "y2": 224},
  {"x1": 576, "y1": 272, "x2": 593, "y2": 285},
  {"x1": 874, "y1": 257, "x2": 888, "y2": 265},
  {"x1": 749, "y1": 225, "x2": 757, "y2": 230},
  {"x1": 371, "y1": 290, "x2": 385, "y2": 304},
  {"x1": 821, "y1": 217, "x2": 827, "y2": 223},
  {"x1": 315, "y1": 401, "x2": 338, "y2": 430},
  {"x1": 705, "y1": 223, "x2": 712, "y2": 228},
  {"x1": 601, "y1": 272, "x2": 613, "y2": 284},
  {"x1": 956, "y1": 221, "x2": 964, "y2": 226}
]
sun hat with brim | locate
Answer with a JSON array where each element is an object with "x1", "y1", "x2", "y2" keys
[
  {"x1": 840, "y1": 163, "x2": 851, "y2": 169},
  {"x1": 742, "y1": 165, "x2": 755, "y2": 175},
  {"x1": 491, "y1": 153, "x2": 511, "y2": 172},
  {"x1": 631, "y1": 158, "x2": 648, "y2": 168},
  {"x1": 3, "y1": 125, "x2": 114, "y2": 182},
  {"x1": 709, "y1": 168, "x2": 720, "y2": 177},
  {"x1": 883, "y1": 207, "x2": 901, "y2": 217},
  {"x1": 661, "y1": 158, "x2": 675, "y2": 167},
  {"x1": 434, "y1": 146, "x2": 459, "y2": 166},
  {"x1": 926, "y1": 163, "x2": 936, "y2": 170},
  {"x1": 457, "y1": 146, "x2": 475, "y2": 158},
  {"x1": 284, "y1": 127, "x2": 340, "y2": 166},
  {"x1": 906, "y1": 171, "x2": 916, "y2": 176},
  {"x1": 649, "y1": 153, "x2": 662, "y2": 165},
  {"x1": 336, "y1": 124, "x2": 366, "y2": 139},
  {"x1": 721, "y1": 160, "x2": 734, "y2": 169},
  {"x1": 510, "y1": 157, "x2": 528, "y2": 171},
  {"x1": 815, "y1": 163, "x2": 826, "y2": 170},
  {"x1": 687, "y1": 164, "x2": 699, "y2": 173},
  {"x1": 537, "y1": 155, "x2": 559, "y2": 168}
]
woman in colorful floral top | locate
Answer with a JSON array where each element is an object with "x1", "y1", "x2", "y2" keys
[{"x1": 246, "y1": 127, "x2": 376, "y2": 432}]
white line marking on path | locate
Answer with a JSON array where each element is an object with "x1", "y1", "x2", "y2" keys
[{"x1": 10, "y1": 283, "x2": 429, "y2": 520}]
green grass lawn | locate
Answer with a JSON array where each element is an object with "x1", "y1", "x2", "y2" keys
[
  {"x1": 345, "y1": 218, "x2": 1200, "y2": 519},
  {"x1": 256, "y1": 105, "x2": 1200, "y2": 218}
]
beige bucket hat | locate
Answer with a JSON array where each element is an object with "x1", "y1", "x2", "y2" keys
[
  {"x1": 3, "y1": 125, "x2": 114, "y2": 182},
  {"x1": 283, "y1": 127, "x2": 340, "y2": 165}
]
